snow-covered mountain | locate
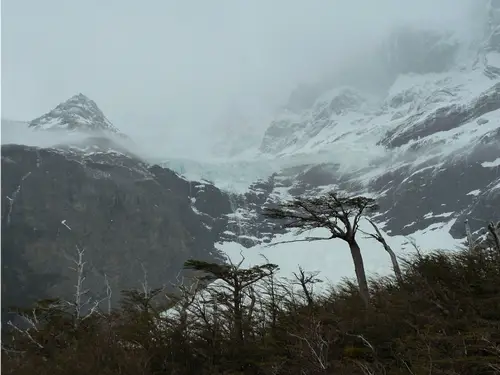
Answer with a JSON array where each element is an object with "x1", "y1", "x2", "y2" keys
[
  {"x1": 29, "y1": 93, "x2": 126, "y2": 138},
  {"x1": 164, "y1": 1, "x2": 500, "y2": 283},
  {"x1": 2, "y1": 93, "x2": 136, "y2": 156}
]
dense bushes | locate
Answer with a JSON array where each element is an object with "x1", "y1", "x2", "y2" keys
[{"x1": 3, "y1": 240, "x2": 500, "y2": 374}]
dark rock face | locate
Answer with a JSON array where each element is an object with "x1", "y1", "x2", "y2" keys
[
  {"x1": 1, "y1": 144, "x2": 231, "y2": 314},
  {"x1": 149, "y1": 165, "x2": 232, "y2": 247},
  {"x1": 369, "y1": 144, "x2": 500, "y2": 238}
]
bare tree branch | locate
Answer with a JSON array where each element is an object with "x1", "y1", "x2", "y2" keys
[
  {"x1": 71, "y1": 246, "x2": 87, "y2": 326},
  {"x1": 7, "y1": 320, "x2": 43, "y2": 350},
  {"x1": 289, "y1": 320, "x2": 330, "y2": 371},
  {"x1": 64, "y1": 244, "x2": 107, "y2": 325},
  {"x1": 291, "y1": 266, "x2": 322, "y2": 307},
  {"x1": 264, "y1": 235, "x2": 334, "y2": 248}
]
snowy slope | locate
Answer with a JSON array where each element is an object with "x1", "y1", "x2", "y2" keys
[
  {"x1": 218, "y1": 219, "x2": 463, "y2": 288},
  {"x1": 260, "y1": 68, "x2": 498, "y2": 164}
]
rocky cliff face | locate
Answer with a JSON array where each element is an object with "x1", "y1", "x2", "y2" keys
[{"x1": 1, "y1": 144, "x2": 232, "y2": 313}]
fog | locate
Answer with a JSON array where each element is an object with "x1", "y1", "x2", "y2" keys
[{"x1": 2, "y1": 0, "x2": 485, "y2": 157}]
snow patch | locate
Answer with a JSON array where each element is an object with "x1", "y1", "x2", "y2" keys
[
  {"x1": 466, "y1": 189, "x2": 481, "y2": 196},
  {"x1": 218, "y1": 219, "x2": 462, "y2": 288},
  {"x1": 481, "y1": 157, "x2": 500, "y2": 168}
]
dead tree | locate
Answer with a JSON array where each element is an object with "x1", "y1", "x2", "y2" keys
[
  {"x1": 361, "y1": 218, "x2": 403, "y2": 283},
  {"x1": 259, "y1": 257, "x2": 287, "y2": 332},
  {"x1": 65, "y1": 246, "x2": 107, "y2": 327},
  {"x1": 291, "y1": 266, "x2": 323, "y2": 307},
  {"x1": 62, "y1": 220, "x2": 111, "y2": 322},
  {"x1": 263, "y1": 192, "x2": 377, "y2": 307},
  {"x1": 465, "y1": 219, "x2": 474, "y2": 252}
]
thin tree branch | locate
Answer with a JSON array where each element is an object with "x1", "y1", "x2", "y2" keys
[
  {"x1": 361, "y1": 218, "x2": 403, "y2": 282},
  {"x1": 265, "y1": 235, "x2": 334, "y2": 248}
]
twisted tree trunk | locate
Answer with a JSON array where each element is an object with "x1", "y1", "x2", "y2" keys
[{"x1": 347, "y1": 239, "x2": 370, "y2": 307}]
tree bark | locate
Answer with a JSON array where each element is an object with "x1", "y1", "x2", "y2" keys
[
  {"x1": 233, "y1": 289, "x2": 244, "y2": 344},
  {"x1": 383, "y1": 242, "x2": 403, "y2": 283},
  {"x1": 366, "y1": 219, "x2": 403, "y2": 283},
  {"x1": 348, "y1": 239, "x2": 370, "y2": 307}
]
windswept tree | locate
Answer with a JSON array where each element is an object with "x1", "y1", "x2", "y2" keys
[
  {"x1": 291, "y1": 266, "x2": 323, "y2": 307},
  {"x1": 263, "y1": 192, "x2": 378, "y2": 306},
  {"x1": 184, "y1": 259, "x2": 278, "y2": 343}
]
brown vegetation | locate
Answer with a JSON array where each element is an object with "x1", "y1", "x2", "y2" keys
[{"x1": 3, "y1": 225, "x2": 500, "y2": 375}]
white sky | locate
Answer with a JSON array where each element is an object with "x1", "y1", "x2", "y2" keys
[{"x1": 1, "y1": 0, "x2": 483, "y2": 156}]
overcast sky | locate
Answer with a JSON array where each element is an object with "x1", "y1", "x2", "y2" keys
[{"x1": 1, "y1": 0, "x2": 482, "y2": 156}]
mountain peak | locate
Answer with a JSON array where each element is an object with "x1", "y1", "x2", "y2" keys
[
  {"x1": 29, "y1": 93, "x2": 125, "y2": 136},
  {"x1": 71, "y1": 92, "x2": 91, "y2": 101}
]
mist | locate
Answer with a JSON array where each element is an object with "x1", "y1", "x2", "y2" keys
[{"x1": 2, "y1": 0, "x2": 485, "y2": 157}]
